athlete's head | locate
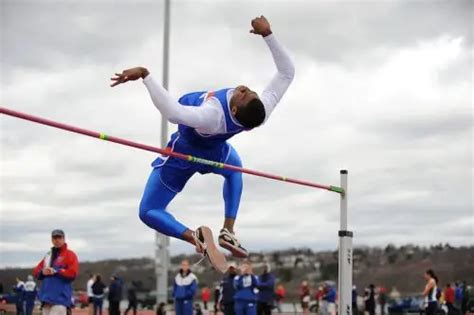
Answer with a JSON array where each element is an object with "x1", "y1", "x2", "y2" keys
[
  {"x1": 239, "y1": 260, "x2": 253, "y2": 275},
  {"x1": 424, "y1": 269, "x2": 438, "y2": 283},
  {"x1": 263, "y1": 263, "x2": 271, "y2": 274},
  {"x1": 230, "y1": 85, "x2": 265, "y2": 129},
  {"x1": 51, "y1": 229, "x2": 65, "y2": 248},
  {"x1": 180, "y1": 259, "x2": 190, "y2": 273}
]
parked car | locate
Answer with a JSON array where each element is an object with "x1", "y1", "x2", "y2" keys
[
  {"x1": 389, "y1": 296, "x2": 446, "y2": 315},
  {"x1": 388, "y1": 296, "x2": 424, "y2": 315},
  {"x1": 137, "y1": 288, "x2": 174, "y2": 309},
  {"x1": 0, "y1": 293, "x2": 17, "y2": 304}
]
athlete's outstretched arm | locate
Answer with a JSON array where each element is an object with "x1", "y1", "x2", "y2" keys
[
  {"x1": 110, "y1": 67, "x2": 221, "y2": 130},
  {"x1": 250, "y1": 16, "x2": 295, "y2": 122}
]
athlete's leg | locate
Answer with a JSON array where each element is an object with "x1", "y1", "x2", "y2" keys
[
  {"x1": 175, "y1": 300, "x2": 184, "y2": 315},
  {"x1": 235, "y1": 302, "x2": 245, "y2": 315},
  {"x1": 139, "y1": 167, "x2": 196, "y2": 244},
  {"x1": 247, "y1": 302, "x2": 257, "y2": 315},
  {"x1": 213, "y1": 145, "x2": 248, "y2": 257},
  {"x1": 213, "y1": 145, "x2": 243, "y2": 232},
  {"x1": 183, "y1": 300, "x2": 193, "y2": 315}
]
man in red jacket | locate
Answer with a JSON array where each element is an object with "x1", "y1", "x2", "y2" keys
[{"x1": 33, "y1": 230, "x2": 79, "y2": 315}]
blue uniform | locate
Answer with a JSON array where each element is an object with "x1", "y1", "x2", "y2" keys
[
  {"x1": 23, "y1": 280, "x2": 37, "y2": 315},
  {"x1": 139, "y1": 89, "x2": 246, "y2": 238},
  {"x1": 234, "y1": 275, "x2": 259, "y2": 315},
  {"x1": 173, "y1": 271, "x2": 198, "y2": 315},
  {"x1": 14, "y1": 281, "x2": 25, "y2": 315}
]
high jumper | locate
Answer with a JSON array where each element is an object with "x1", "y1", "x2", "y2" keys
[{"x1": 110, "y1": 15, "x2": 294, "y2": 271}]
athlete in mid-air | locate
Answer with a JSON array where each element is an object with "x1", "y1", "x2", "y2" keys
[{"x1": 111, "y1": 16, "x2": 295, "y2": 271}]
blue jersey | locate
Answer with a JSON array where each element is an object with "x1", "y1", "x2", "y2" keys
[
  {"x1": 234, "y1": 275, "x2": 259, "y2": 302},
  {"x1": 173, "y1": 271, "x2": 198, "y2": 301},
  {"x1": 177, "y1": 89, "x2": 246, "y2": 148},
  {"x1": 151, "y1": 89, "x2": 246, "y2": 192},
  {"x1": 257, "y1": 273, "x2": 275, "y2": 303}
]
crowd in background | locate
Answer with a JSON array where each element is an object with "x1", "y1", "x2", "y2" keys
[
  {"x1": 422, "y1": 269, "x2": 472, "y2": 315},
  {"x1": 5, "y1": 255, "x2": 473, "y2": 315}
]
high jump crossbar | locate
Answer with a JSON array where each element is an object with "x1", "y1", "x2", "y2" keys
[{"x1": 0, "y1": 106, "x2": 344, "y2": 194}]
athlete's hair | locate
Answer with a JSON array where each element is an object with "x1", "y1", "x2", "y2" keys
[
  {"x1": 235, "y1": 98, "x2": 266, "y2": 129},
  {"x1": 426, "y1": 269, "x2": 439, "y2": 284}
]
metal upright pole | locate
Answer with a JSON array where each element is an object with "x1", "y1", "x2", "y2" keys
[
  {"x1": 338, "y1": 170, "x2": 353, "y2": 315},
  {"x1": 155, "y1": 0, "x2": 171, "y2": 306},
  {"x1": 161, "y1": 0, "x2": 170, "y2": 139}
]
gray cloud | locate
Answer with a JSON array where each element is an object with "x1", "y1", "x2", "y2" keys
[{"x1": 1, "y1": 0, "x2": 472, "y2": 267}]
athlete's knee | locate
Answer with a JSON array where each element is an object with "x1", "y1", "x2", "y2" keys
[
  {"x1": 138, "y1": 205, "x2": 147, "y2": 223},
  {"x1": 138, "y1": 198, "x2": 149, "y2": 222},
  {"x1": 227, "y1": 146, "x2": 243, "y2": 167},
  {"x1": 138, "y1": 200, "x2": 161, "y2": 224},
  {"x1": 139, "y1": 191, "x2": 170, "y2": 222}
]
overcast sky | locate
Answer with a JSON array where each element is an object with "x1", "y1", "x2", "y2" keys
[{"x1": 1, "y1": 0, "x2": 472, "y2": 268}]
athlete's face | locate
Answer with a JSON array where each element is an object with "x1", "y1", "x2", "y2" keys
[
  {"x1": 181, "y1": 260, "x2": 190, "y2": 272},
  {"x1": 230, "y1": 85, "x2": 259, "y2": 115},
  {"x1": 52, "y1": 235, "x2": 65, "y2": 248},
  {"x1": 239, "y1": 262, "x2": 252, "y2": 275}
]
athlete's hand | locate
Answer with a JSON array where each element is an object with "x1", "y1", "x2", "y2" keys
[
  {"x1": 43, "y1": 267, "x2": 55, "y2": 275},
  {"x1": 110, "y1": 67, "x2": 149, "y2": 87},
  {"x1": 250, "y1": 15, "x2": 272, "y2": 37}
]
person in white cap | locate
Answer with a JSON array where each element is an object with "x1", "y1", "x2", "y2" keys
[{"x1": 24, "y1": 275, "x2": 37, "y2": 315}]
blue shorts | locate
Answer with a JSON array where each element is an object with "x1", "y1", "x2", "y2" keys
[{"x1": 151, "y1": 132, "x2": 237, "y2": 192}]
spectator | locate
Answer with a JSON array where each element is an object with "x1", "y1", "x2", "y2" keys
[
  {"x1": 173, "y1": 259, "x2": 198, "y2": 315},
  {"x1": 24, "y1": 275, "x2": 37, "y2": 315},
  {"x1": 92, "y1": 275, "x2": 106, "y2": 315},
  {"x1": 214, "y1": 283, "x2": 221, "y2": 315},
  {"x1": 315, "y1": 285, "x2": 325, "y2": 315},
  {"x1": 33, "y1": 229, "x2": 79, "y2": 315},
  {"x1": 87, "y1": 274, "x2": 95, "y2": 315},
  {"x1": 257, "y1": 263, "x2": 275, "y2": 315},
  {"x1": 378, "y1": 286, "x2": 387, "y2": 315},
  {"x1": 108, "y1": 275, "x2": 123, "y2": 315},
  {"x1": 389, "y1": 287, "x2": 400, "y2": 303},
  {"x1": 461, "y1": 281, "x2": 469, "y2": 315},
  {"x1": 219, "y1": 263, "x2": 238, "y2": 315},
  {"x1": 454, "y1": 282, "x2": 463, "y2": 310},
  {"x1": 14, "y1": 277, "x2": 25, "y2": 315},
  {"x1": 234, "y1": 261, "x2": 259, "y2": 315},
  {"x1": 352, "y1": 285, "x2": 358, "y2": 315},
  {"x1": 466, "y1": 285, "x2": 473, "y2": 313},
  {"x1": 195, "y1": 303, "x2": 203, "y2": 315},
  {"x1": 324, "y1": 283, "x2": 336, "y2": 315},
  {"x1": 275, "y1": 284, "x2": 286, "y2": 313},
  {"x1": 124, "y1": 282, "x2": 138, "y2": 315},
  {"x1": 201, "y1": 285, "x2": 211, "y2": 310},
  {"x1": 444, "y1": 283, "x2": 456, "y2": 315},
  {"x1": 422, "y1": 269, "x2": 439, "y2": 315},
  {"x1": 299, "y1": 281, "x2": 310, "y2": 314},
  {"x1": 364, "y1": 285, "x2": 375, "y2": 315},
  {"x1": 156, "y1": 302, "x2": 166, "y2": 315}
]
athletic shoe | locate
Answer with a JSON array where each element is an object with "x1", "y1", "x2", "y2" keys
[
  {"x1": 195, "y1": 226, "x2": 228, "y2": 273},
  {"x1": 192, "y1": 229, "x2": 206, "y2": 254},
  {"x1": 218, "y1": 228, "x2": 249, "y2": 258}
]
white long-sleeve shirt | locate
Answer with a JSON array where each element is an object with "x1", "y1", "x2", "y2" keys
[{"x1": 143, "y1": 33, "x2": 295, "y2": 135}]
